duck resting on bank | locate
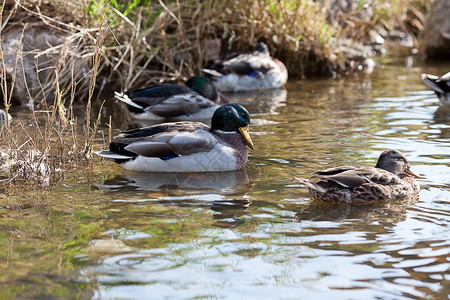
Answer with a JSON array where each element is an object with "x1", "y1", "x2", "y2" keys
[
  {"x1": 202, "y1": 42, "x2": 288, "y2": 92},
  {"x1": 295, "y1": 150, "x2": 423, "y2": 203},
  {"x1": 96, "y1": 103, "x2": 254, "y2": 172},
  {"x1": 114, "y1": 76, "x2": 230, "y2": 120},
  {"x1": 421, "y1": 72, "x2": 450, "y2": 105}
]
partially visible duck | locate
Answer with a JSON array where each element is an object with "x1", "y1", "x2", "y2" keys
[
  {"x1": 96, "y1": 103, "x2": 254, "y2": 172},
  {"x1": 421, "y1": 72, "x2": 450, "y2": 105},
  {"x1": 0, "y1": 109, "x2": 12, "y2": 125},
  {"x1": 114, "y1": 76, "x2": 230, "y2": 120},
  {"x1": 295, "y1": 150, "x2": 423, "y2": 203},
  {"x1": 202, "y1": 42, "x2": 288, "y2": 92}
]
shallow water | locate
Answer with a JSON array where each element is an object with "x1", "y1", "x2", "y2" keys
[{"x1": 1, "y1": 56, "x2": 449, "y2": 299}]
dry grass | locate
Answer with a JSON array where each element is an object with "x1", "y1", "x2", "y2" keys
[
  {"x1": 102, "y1": 0, "x2": 433, "y2": 84},
  {"x1": 0, "y1": 0, "x2": 106, "y2": 186},
  {"x1": 1, "y1": 0, "x2": 434, "y2": 92}
]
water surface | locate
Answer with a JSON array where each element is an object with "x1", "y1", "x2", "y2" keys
[{"x1": 1, "y1": 56, "x2": 449, "y2": 299}]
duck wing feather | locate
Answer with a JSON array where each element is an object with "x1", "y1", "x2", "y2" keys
[
  {"x1": 422, "y1": 72, "x2": 450, "y2": 94},
  {"x1": 147, "y1": 92, "x2": 216, "y2": 118},
  {"x1": 127, "y1": 84, "x2": 191, "y2": 99},
  {"x1": 313, "y1": 166, "x2": 402, "y2": 188},
  {"x1": 121, "y1": 84, "x2": 193, "y2": 111},
  {"x1": 225, "y1": 54, "x2": 272, "y2": 75},
  {"x1": 110, "y1": 122, "x2": 217, "y2": 160},
  {"x1": 206, "y1": 49, "x2": 273, "y2": 76}
]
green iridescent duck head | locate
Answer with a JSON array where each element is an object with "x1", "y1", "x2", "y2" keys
[
  {"x1": 211, "y1": 103, "x2": 254, "y2": 149},
  {"x1": 185, "y1": 76, "x2": 225, "y2": 102}
]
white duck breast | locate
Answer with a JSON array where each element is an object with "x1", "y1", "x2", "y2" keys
[
  {"x1": 121, "y1": 143, "x2": 238, "y2": 172},
  {"x1": 213, "y1": 68, "x2": 286, "y2": 92},
  {"x1": 121, "y1": 129, "x2": 241, "y2": 172},
  {"x1": 215, "y1": 56, "x2": 287, "y2": 92}
]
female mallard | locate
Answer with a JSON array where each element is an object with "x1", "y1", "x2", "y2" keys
[
  {"x1": 114, "y1": 76, "x2": 230, "y2": 120},
  {"x1": 421, "y1": 72, "x2": 450, "y2": 105},
  {"x1": 96, "y1": 103, "x2": 254, "y2": 172},
  {"x1": 295, "y1": 150, "x2": 423, "y2": 203},
  {"x1": 202, "y1": 42, "x2": 288, "y2": 92}
]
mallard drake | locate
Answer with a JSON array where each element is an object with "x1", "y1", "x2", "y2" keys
[
  {"x1": 295, "y1": 150, "x2": 423, "y2": 203},
  {"x1": 421, "y1": 72, "x2": 450, "y2": 105},
  {"x1": 96, "y1": 103, "x2": 254, "y2": 172},
  {"x1": 202, "y1": 42, "x2": 288, "y2": 92},
  {"x1": 114, "y1": 76, "x2": 230, "y2": 120}
]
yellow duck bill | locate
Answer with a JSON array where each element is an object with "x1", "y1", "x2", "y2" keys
[{"x1": 238, "y1": 125, "x2": 254, "y2": 150}]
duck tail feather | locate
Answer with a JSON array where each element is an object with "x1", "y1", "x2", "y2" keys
[
  {"x1": 95, "y1": 150, "x2": 133, "y2": 160},
  {"x1": 421, "y1": 74, "x2": 445, "y2": 93},
  {"x1": 294, "y1": 177, "x2": 326, "y2": 193},
  {"x1": 201, "y1": 68, "x2": 223, "y2": 78},
  {"x1": 114, "y1": 92, "x2": 144, "y2": 109}
]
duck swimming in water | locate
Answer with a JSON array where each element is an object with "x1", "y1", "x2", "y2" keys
[
  {"x1": 202, "y1": 42, "x2": 288, "y2": 92},
  {"x1": 114, "y1": 76, "x2": 230, "y2": 120},
  {"x1": 96, "y1": 103, "x2": 254, "y2": 172},
  {"x1": 295, "y1": 150, "x2": 423, "y2": 203}
]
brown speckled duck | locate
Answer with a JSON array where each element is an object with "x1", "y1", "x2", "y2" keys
[{"x1": 295, "y1": 150, "x2": 423, "y2": 203}]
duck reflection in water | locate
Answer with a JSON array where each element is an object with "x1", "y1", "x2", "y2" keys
[
  {"x1": 100, "y1": 170, "x2": 250, "y2": 194},
  {"x1": 100, "y1": 170, "x2": 252, "y2": 228},
  {"x1": 291, "y1": 197, "x2": 417, "y2": 226},
  {"x1": 224, "y1": 88, "x2": 287, "y2": 116},
  {"x1": 433, "y1": 105, "x2": 450, "y2": 140}
]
